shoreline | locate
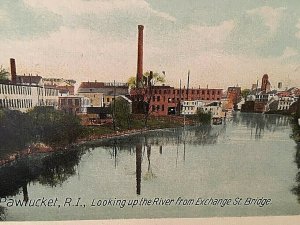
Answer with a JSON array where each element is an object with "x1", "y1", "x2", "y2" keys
[{"x1": 0, "y1": 125, "x2": 185, "y2": 168}]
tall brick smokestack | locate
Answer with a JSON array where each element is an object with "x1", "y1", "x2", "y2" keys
[
  {"x1": 136, "y1": 25, "x2": 144, "y2": 88},
  {"x1": 10, "y1": 58, "x2": 17, "y2": 84}
]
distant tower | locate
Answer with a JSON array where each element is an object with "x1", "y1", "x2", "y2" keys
[
  {"x1": 261, "y1": 74, "x2": 269, "y2": 92},
  {"x1": 136, "y1": 25, "x2": 144, "y2": 88}
]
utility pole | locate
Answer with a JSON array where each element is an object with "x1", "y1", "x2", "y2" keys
[{"x1": 113, "y1": 80, "x2": 116, "y2": 132}]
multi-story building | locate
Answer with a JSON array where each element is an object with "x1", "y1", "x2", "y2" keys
[
  {"x1": 77, "y1": 81, "x2": 129, "y2": 107},
  {"x1": 130, "y1": 85, "x2": 223, "y2": 116},
  {"x1": 58, "y1": 95, "x2": 91, "y2": 115},
  {"x1": 0, "y1": 59, "x2": 59, "y2": 112},
  {"x1": 226, "y1": 87, "x2": 241, "y2": 110},
  {"x1": 43, "y1": 78, "x2": 76, "y2": 96},
  {"x1": 182, "y1": 100, "x2": 205, "y2": 115}
]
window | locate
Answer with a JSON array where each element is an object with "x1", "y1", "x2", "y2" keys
[
  {"x1": 68, "y1": 99, "x2": 73, "y2": 105},
  {"x1": 157, "y1": 96, "x2": 160, "y2": 101},
  {"x1": 152, "y1": 105, "x2": 155, "y2": 111},
  {"x1": 162, "y1": 105, "x2": 164, "y2": 111}
]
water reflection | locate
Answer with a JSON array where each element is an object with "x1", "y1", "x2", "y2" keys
[
  {"x1": 0, "y1": 147, "x2": 86, "y2": 199},
  {"x1": 136, "y1": 144, "x2": 142, "y2": 195},
  {"x1": 0, "y1": 206, "x2": 6, "y2": 221},
  {"x1": 292, "y1": 144, "x2": 300, "y2": 203},
  {"x1": 234, "y1": 113, "x2": 290, "y2": 139},
  {"x1": 0, "y1": 112, "x2": 296, "y2": 209}
]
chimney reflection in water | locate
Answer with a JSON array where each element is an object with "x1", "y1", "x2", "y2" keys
[{"x1": 136, "y1": 144, "x2": 142, "y2": 195}]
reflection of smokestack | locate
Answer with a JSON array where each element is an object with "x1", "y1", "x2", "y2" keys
[
  {"x1": 136, "y1": 25, "x2": 144, "y2": 88},
  {"x1": 10, "y1": 58, "x2": 17, "y2": 84},
  {"x1": 136, "y1": 144, "x2": 142, "y2": 195}
]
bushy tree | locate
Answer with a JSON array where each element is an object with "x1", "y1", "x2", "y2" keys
[
  {"x1": 196, "y1": 108, "x2": 212, "y2": 124},
  {"x1": 28, "y1": 107, "x2": 83, "y2": 147},
  {"x1": 0, "y1": 66, "x2": 9, "y2": 81},
  {"x1": 111, "y1": 97, "x2": 132, "y2": 130},
  {"x1": 0, "y1": 109, "x2": 33, "y2": 154}
]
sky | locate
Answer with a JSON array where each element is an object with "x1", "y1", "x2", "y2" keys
[{"x1": 1, "y1": 0, "x2": 300, "y2": 89}]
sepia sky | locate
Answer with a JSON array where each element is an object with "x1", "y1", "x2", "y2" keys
[{"x1": 1, "y1": 0, "x2": 300, "y2": 89}]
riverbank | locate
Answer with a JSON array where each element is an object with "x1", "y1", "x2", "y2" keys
[{"x1": 0, "y1": 115, "x2": 196, "y2": 167}]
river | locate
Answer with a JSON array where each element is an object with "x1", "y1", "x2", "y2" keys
[{"x1": 0, "y1": 112, "x2": 300, "y2": 221}]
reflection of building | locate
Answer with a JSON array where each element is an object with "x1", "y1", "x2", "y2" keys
[
  {"x1": 78, "y1": 81, "x2": 129, "y2": 107},
  {"x1": 130, "y1": 86, "x2": 223, "y2": 116},
  {"x1": 0, "y1": 58, "x2": 59, "y2": 112}
]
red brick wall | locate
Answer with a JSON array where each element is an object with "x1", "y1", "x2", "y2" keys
[{"x1": 130, "y1": 86, "x2": 223, "y2": 116}]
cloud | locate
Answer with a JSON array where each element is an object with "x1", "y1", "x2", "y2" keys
[
  {"x1": 247, "y1": 6, "x2": 286, "y2": 33},
  {"x1": 296, "y1": 19, "x2": 300, "y2": 38},
  {"x1": 0, "y1": 0, "x2": 62, "y2": 39},
  {"x1": 24, "y1": 0, "x2": 176, "y2": 22},
  {"x1": 188, "y1": 20, "x2": 235, "y2": 44},
  {"x1": 281, "y1": 47, "x2": 298, "y2": 58}
]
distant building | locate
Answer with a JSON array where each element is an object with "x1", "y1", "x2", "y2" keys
[
  {"x1": 0, "y1": 58, "x2": 59, "y2": 112},
  {"x1": 130, "y1": 85, "x2": 223, "y2": 116},
  {"x1": 43, "y1": 78, "x2": 76, "y2": 96},
  {"x1": 78, "y1": 81, "x2": 129, "y2": 107},
  {"x1": 58, "y1": 95, "x2": 90, "y2": 115},
  {"x1": 261, "y1": 74, "x2": 271, "y2": 93},
  {"x1": 181, "y1": 100, "x2": 205, "y2": 115},
  {"x1": 226, "y1": 86, "x2": 241, "y2": 110}
]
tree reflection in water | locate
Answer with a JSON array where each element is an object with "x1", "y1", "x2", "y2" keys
[
  {"x1": 292, "y1": 144, "x2": 300, "y2": 203},
  {"x1": 0, "y1": 112, "x2": 291, "y2": 199},
  {"x1": 0, "y1": 206, "x2": 6, "y2": 221},
  {"x1": 236, "y1": 113, "x2": 289, "y2": 139},
  {"x1": 0, "y1": 146, "x2": 87, "y2": 201}
]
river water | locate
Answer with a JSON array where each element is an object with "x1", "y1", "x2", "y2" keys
[{"x1": 0, "y1": 112, "x2": 300, "y2": 221}]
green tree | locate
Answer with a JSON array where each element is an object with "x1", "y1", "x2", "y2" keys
[
  {"x1": 0, "y1": 66, "x2": 9, "y2": 81},
  {"x1": 111, "y1": 97, "x2": 132, "y2": 130},
  {"x1": 127, "y1": 71, "x2": 165, "y2": 88},
  {"x1": 127, "y1": 71, "x2": 165, "y2": 127},
  {"x1": 28, "y1": 107, "x2": 83, "y2": 147},
  {"x1": 241, "y1": 89, "x2": 250, "y2": 99},
  {"x1": 195, "y1": 108, "x2": 212, "y2": 124},
  {"x1": 0, "y1": 109, "x2": 33, "y2": 154}
]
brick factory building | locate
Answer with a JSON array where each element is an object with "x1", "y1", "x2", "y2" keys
[{"x1": 130, "y1": 85, "x2": 223, "y2": 116}]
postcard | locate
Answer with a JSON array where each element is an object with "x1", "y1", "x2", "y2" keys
[{"x1": 1, "y1": 0, "x2": 300, "y2": 224}]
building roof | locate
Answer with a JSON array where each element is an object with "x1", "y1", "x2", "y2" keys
[
  {"x1": 79, "y1": 81, "x2": 128, "y2": 89},
  {"x1": 16, "y1": 75, "x2": 43, "y2": 85}
]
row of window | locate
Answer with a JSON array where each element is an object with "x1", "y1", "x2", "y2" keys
[
  {"x1": 278, "y1": 106, "x2": 290, "y2": 110},
  {"x1": 148, "y1": 89, "x2": 221, "y2": 95},
  {"x1": 0, "y1": 98, "x2": 33, "y2": 109},
  {"x1": 152, "y1": 96, "x2": 220, "y2": 103},
  {"x1": 151, "y1": 104, "x2": 165, "y2": 112},
  {"x1": 278, "y1": 101, "x2": 293, "y2": 105},
  {"x1": 37, "y1": 87, "x2": 59, "y2": 96},
  {"x1": 0, "y1": 84, "x2": 32, "y2": 95},
  {"x1": 60, "y1": 98, "x2": 81, "y2": 106}
]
